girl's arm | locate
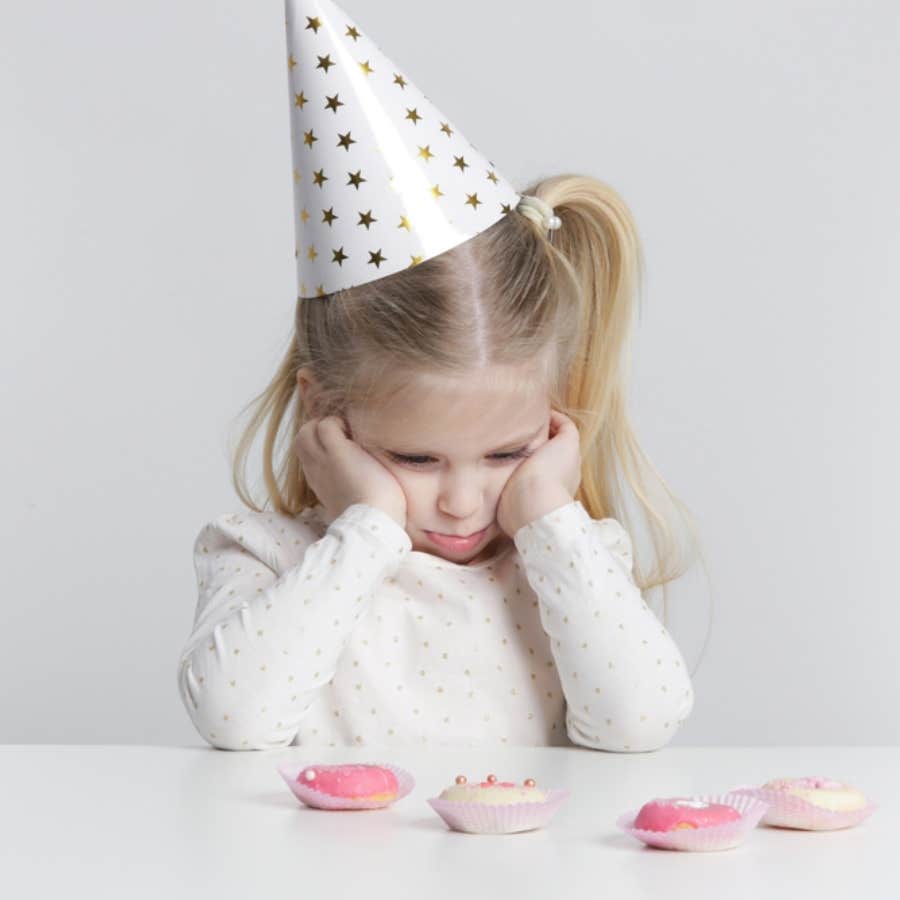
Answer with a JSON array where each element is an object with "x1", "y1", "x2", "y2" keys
[
  {"x1": 176, "y1": 504, "x2": 411, "y2": 750},
  {"x1": 513, "y1": 501, "x2": 695, "y2": 752}
]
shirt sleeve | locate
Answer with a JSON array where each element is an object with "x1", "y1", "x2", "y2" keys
[
  {"x1": 512, "y1": 499, "x2": 695, "y2": 752},
  {"x1": 176, "y1": 503, "x2": 411, "y2": 750}
]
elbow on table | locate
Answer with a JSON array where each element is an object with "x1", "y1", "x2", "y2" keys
[
  {"x1": 202, "y1": 732, "x2": 298, "y2": 752},
  {"x1": 177, "y1": 662, "x2": 299, "y2": 751},
  {"x1": 566, "y1": 686, "x2": 695, "y2": 753},
  {"x1": 187, "y1": 712, "x2": 300, "y2": 751}
]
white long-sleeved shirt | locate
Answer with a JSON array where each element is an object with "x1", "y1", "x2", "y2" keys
[{"x1": 176, "y1": 500, "x2": 694, "y2": 751}]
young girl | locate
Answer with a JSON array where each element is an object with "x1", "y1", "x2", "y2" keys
[{"x1": 176, "y1": 0, "x2": 701, "y2": 752}]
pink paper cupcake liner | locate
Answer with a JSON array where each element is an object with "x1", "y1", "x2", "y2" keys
[
  {"x1": 428, "y1": 788, "x2": 570, "y2": 834},
  {"x1": 277, "y1": 761, "x2": 415, "y2": 810},
  {"x1": 616, "y1": 792, "x2": 770, "y2": 851},
  {"x1": 727, "y1": 784, "x2": 878, "y2": 831}
]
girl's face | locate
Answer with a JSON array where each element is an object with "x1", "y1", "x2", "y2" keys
[{"x1": 345, "y1": 369, "x2": 552, "y2": 566}]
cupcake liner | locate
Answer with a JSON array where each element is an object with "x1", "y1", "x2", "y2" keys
[
  {"x1": 616, "y1": 792, "x2": 770, "y2": 851},
  {"x1": 727, "y1": 784, "x2": 878, "y2": 831},
  {"x1": 277, "y1": 761, "x2": 415, "y2": 810},
  {"x1": 428, "y1": 788, "x2": 570, "y2": 834}
]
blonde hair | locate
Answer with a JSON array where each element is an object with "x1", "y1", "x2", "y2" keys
[{"x1": 228, "y1": 173, "x2": 712, "y2": 670}]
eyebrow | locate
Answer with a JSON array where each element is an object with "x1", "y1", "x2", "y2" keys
[{"x1": 382, "y1": 424, "x2": 545, "y2": 457}]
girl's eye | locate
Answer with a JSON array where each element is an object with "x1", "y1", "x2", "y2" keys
[{"x1": 388, "y1": 448, "x2": 531, "y2": 468}]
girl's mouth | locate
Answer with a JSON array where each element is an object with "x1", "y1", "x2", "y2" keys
[{"x1": 424, "y1": 527, "x2": 489, "y2": 552}]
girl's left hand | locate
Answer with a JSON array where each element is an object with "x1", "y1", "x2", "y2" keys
[{"x1": 496, "y1": 408, "x2": 582, "y2": 537}]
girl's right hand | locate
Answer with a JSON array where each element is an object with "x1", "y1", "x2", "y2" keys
[{"x1": 293, "y1": 415, "x2": 408, "y2": 530}]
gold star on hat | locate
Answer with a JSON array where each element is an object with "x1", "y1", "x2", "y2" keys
[{"x1": 284, "y1": 0, "x2": 521, "y2": 298}]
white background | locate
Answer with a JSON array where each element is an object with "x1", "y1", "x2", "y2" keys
[{"x1": 1, "y1": 0, "x2": 897, "y2": 745}]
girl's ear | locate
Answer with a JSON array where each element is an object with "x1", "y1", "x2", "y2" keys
[{"x1": 296, "y1": 368, "x2": 322, "y2": 417}]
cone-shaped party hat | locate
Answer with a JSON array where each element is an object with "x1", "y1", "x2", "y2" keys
[{"x1": 284, "y1": 0, "x2": 522, "y2": 298}]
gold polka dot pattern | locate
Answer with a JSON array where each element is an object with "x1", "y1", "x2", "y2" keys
[{"x1": 177, "y1": 501, "x2": 694, "y2": 751}]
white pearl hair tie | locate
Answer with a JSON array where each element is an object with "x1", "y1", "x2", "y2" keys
[{"x1": 516, "y1": 194, "x2": 562, "y2": 233}]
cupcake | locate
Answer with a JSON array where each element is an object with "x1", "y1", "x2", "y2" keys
[
  {"x1": 729, "y1": 775, "x2": 877, "y2": 830},
  {"x1": 428, "y1": 773, "x2": 569, "y2": 834},
  {"x1": 277, "y1": 762, "x2": 415, "y2": 810},
  {"x1": 617, "y1": 793, "x2": 769, "y2": 851}
]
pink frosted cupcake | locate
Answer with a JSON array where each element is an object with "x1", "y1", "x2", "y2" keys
[
  {"x1": 428, "y1": 773, "x2": 569, "y2": 834},
  {"x1": 729, "y1": 775, "x2": 877, "y2": 831},
  {"x1": 617, "y1": 793, "x2": 769, "y2": 851},
  {"x1": 277, "y1": 762, "x2": 415, "y2": 810}
]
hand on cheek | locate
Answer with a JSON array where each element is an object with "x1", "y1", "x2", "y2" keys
[{"x1": 496, "y1": 409, "x2": 582, "y2": 537}]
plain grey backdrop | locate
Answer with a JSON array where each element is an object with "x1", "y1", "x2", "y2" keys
[{"x1": 1, "y1": 0, "x2": 897, "y2": 746}]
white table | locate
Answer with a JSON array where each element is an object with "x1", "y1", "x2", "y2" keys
[{"x1": 0, "y1": 745, "x2": 892, "y2": 899}]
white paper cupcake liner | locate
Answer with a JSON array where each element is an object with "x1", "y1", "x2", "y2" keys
[
  {"x1": 616, "y1": 792, "x2": 769, "y2": 851},
  {"x1": 277, "y1": 761, "x2": 415, "y2": 810},
  {"x1": 727, "y1": 784, "x2": 878, "y2": 831},
  {"x1": 428, "y1": 788, "x2": 570, "y2": 834}
]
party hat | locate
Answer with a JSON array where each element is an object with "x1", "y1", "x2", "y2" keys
[{"x1": 283, "y1": 0, "x2": 522, "y2": 298}]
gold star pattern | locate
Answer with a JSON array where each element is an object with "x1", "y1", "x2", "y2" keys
[
  {"x1": 315, "y1": 285, "x2": 326, "y2": 297},
  {"x1": 286, "y1": 17, "x2": 526, "y2": 300},
  {"x1": 501, "y1": 202, "x2": 513, "y2": 214}
]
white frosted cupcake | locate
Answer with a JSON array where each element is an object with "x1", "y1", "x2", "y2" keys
[
  {"x1": 729, "y1": 775, "x2": 877, "y2": 830},
  {"x1": 428, "y1": 773, "x2": 569, "y2": 834}
]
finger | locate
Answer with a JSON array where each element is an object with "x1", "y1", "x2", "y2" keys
[
  {"x1": 319, "y1": 416, "x2": 343, "y2": 437},
  {"x1": 294, "y1": 419, "x2": 319, "y2": 454},
  {"x1": 550, "y1": 409, "x2": 575, "y2": 433},
  {"x1": 315, "y1": 416, "x2": 345, "y2": 453},
  {"x1": 322, "y1": 416, "x2": 357, "y2": 453}
]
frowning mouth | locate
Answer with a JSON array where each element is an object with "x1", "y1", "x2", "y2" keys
[
  {"x1": 432, "y1": 528, "x2": 488, "y2": 538},
  {"x1": 424, "y1": 526, "x2": 489, "y2": 549}
]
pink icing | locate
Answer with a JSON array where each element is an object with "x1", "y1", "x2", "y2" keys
[
  {"x1": 634, "y1": 798, "x2": 742, "y2": 832},
  {"x1": 766, "y1": 776, "x2": 845, "y2": 792},
  {"x1": 297, "y1": 764, "x2": 399, "y2": 799}
]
